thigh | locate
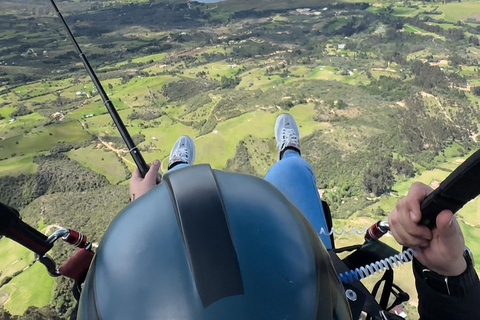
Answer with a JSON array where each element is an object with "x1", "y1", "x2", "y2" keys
[{"x1": 264, "y1": 153, "x2": 332, "y2": 249}]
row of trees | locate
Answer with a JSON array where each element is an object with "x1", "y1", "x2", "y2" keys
[
  {"x1": 10, "y1": 105, "x2": 32, "y2": 118},
  {"x1": 0, "y1": 306, "x2": 60, "y2": 320}
]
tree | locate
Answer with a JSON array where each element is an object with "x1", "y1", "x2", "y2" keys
[
  {"x1": 22, "y1": 306, "x2": 62, "y2": 319},
  {"x1": 121, "y1": 74, "x2": 133, "y2": 84},
  {"x1": 0, "y1": 307, "x2": 15, "y2": 320},
  {"x1": 279, "y1": 100, "x2": 293, "y2": 110},
  {"x1": 12, "y1": 73, "x2": 31, "y2": 84},
  {"x1": 392, "y1": 158, "x2": 415, "y2": 177},
  {"x1": 410, "y1": 60, "x2": 447, "y2": 89},
  {"x1": 336, "y1": 99, "x2": 348, "y2": 109},
  {"x1": 10, "y1": 105, "x2": 33, "y2": 118},
  {"x1": 449, "y1": 54, "x2": 467, "y2": 68},
  {"x1": 446, "y1": 28, "x2": 465, "y2": 41},
  {"x1": 469, "y1": 35, "x2": 479, "y2": 46},
  {"x1": 220, "y1": 76, "x2": 241, "y2": 89},
  {"x1": 471, "y1": 86, "x2": 480, "y2": 96},
  {"x1": 363, "y1": 154, "x2": 395, "y2": 196}
]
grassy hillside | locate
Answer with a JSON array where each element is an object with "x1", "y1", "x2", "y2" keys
[
  {"x1": 1, "y1": 0, "x2": 480, "y2": 318},
  {"x1": 0, "y1": 258, "x2": 55, "y2": 316}
]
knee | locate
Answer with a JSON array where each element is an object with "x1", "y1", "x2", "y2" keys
[
  {"x1": 283, "y1": 155, "x2": 312, "y2": 172},
  {"x1": 266, "y1": 157, "x2": 313, "y2": 180}
]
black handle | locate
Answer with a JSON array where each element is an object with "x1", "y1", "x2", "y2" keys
[
  {"x1": 420, "y1": 149, "x2": 480, "y2": 228},
  {"x1": 0, "y1": 203, "x2": 53, "y2": 255}
]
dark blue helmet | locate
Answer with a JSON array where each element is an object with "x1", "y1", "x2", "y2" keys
[{"x1": 78, "y1": 165, "x2": 352, "y2": 320}]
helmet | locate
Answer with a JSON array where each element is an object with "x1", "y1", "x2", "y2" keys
[{"x1": 78, "y1": 164, "x2": 352, "y2": 320}]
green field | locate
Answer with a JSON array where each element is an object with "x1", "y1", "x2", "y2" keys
[
  {"x1": 459, "y1": 198, "x2": 480, "y2": 227},
  {"x1": 236, "y1": 67, "x2": 278, "y2": 90},
  {"x1": 403, "y1": 23, "x2": 445, "y2": 40},
  {"x1": 109, "y1": 75, "x2": 176, "y2": 105},
  {"x1": 125, "y1": 104, "x2": 332, "y2": 172},
  {"x1": 391, "y1": 6, "x2": 423, "y2": 17},
  {"x1": 12, "y1": 79, "x2": 75, "y2": 102},
  {"x1": 115, "y1": 52, "x2": 166, "y2": 67},
  {"x1": 0, "y1": 112, "x2": 47, "y2": 140},
  {"x1": 0, "y1": 262, "x2": 55, "y2": 315},
  {"x1": 460, "y1": 221, "x2": 480, "y2": 267},
  {"x1": 437, "y1": 2, "x2": 480, "y2": 22},
  {"x1": 132, "y1": 120, "x2": 199, "y2": 169},
  {"x1": 390, "y1": 2, "x2": 480, "y2": 22},
  {"x1": 0, "y1": 120, "x2": 91, "y2": 159},
  {"x1": 0, "y1": 238, "x2": 54, "y2": 313},
  {"x1": 0, "y1": 239, "x2": 32, "y2": 282},
  {"x1": 0, "y1": 155, "x2": 38, "y2": 177},
  {"x1": 67, "y1": 146, "x2": 128, "y2": 184},
  {"x1": 67, "y1": 97, "x2": 128, "y2": 120},
  {"x1": 0, "y1": 106, "x2": 16, "y2": 120},
  {"x1": 183, "y1": 61, "x2": 241, "y2": 80},
  {"x1": 2, "y1": 1, "x2": 480, "y2": 317}
]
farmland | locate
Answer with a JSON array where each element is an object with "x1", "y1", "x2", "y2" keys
[{"x1": 1, "y1": 0, "x2": 480, "y2": 318}]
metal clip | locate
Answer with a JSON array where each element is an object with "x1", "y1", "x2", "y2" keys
[
  {"x1": 36, "y1": 229, "x2": 69, "y2": 276},
  {"x1": 46, "y1": 228, "x2": 69, "y2": 244},
  {"x1": 35, "y1": 253, "x2": 60, "y2": 277}
]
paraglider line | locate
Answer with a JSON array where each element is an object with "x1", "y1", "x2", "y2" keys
[{"x1": 48, "y1": 0, "x2": 149, "y2": 177}]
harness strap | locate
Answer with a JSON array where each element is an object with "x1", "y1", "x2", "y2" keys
[
  {"x1": 164, "y1": 164, "x2": 244, "y2": 308},
  {"x1": 372, "y1": 269, "x2": 394, "y2": 310}
]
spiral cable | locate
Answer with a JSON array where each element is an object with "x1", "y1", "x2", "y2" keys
[
  {"x1": 338, "y1": 248, "x2": 416, "y2": 284},
  {"x1": 319, "y1": 226, "x2": 368, "y2": 236}
]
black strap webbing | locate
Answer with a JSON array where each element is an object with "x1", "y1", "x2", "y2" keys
[
  {"x1": 164, "y1": 164, "x2": 244, "y2": 308},
  {"x1": 372, "y1": 269, "x2": 394, "y2": 310}
]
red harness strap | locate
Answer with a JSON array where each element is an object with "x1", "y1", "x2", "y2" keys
[{"x1": 58, "y1": 248, "x2": 94, "y2": 280}]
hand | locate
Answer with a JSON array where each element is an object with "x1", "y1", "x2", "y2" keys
[
  {"x1": 388, "y1": 182, "x2": 466, "y2": 276},
  {"x1": 129, "y1": 160, "x2": 161, "y2": 201}
]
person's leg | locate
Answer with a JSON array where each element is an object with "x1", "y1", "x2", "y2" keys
[
  {"x1": 168, "y1": 135, "x2": 195, "y2": 172},
  {"x1": 265, "y1": 114, "x2": 332, "y2": 249}
]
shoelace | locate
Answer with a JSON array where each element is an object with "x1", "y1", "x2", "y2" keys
[
  {"x1": 170, "y1": 147, "x2": 189, "y2": 164},
  {"x1": 277, "y1": 128, "x2": 299, "y2": 151}
]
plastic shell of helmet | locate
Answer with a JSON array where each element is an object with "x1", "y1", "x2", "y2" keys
[{"x1": 78, "y1": 164, "x2": 352, "y2": 320}]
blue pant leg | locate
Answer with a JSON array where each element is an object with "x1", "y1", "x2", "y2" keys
[{"x1": 264, "y1": 151, "x2": 332, "y2": 249}]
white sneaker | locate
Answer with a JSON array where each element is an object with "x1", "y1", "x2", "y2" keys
[
  {"x1": 168, "y1": 135, "x2": 195, "y2": 169},
  {"x1": 274, "y1": 113, "x2": 300, "y2": 160}
]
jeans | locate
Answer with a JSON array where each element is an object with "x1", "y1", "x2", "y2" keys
[{"x1": 264, "y1": 151, "x2": 332, "y2": 249}]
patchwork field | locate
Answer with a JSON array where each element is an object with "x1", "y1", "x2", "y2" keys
[{"x1": 2, "y1": 0, "x2": 480, "y2": 318}]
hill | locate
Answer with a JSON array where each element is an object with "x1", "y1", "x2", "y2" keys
[{"x1": 1, "y1": 0, "x2": 480, "y2": 318}]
